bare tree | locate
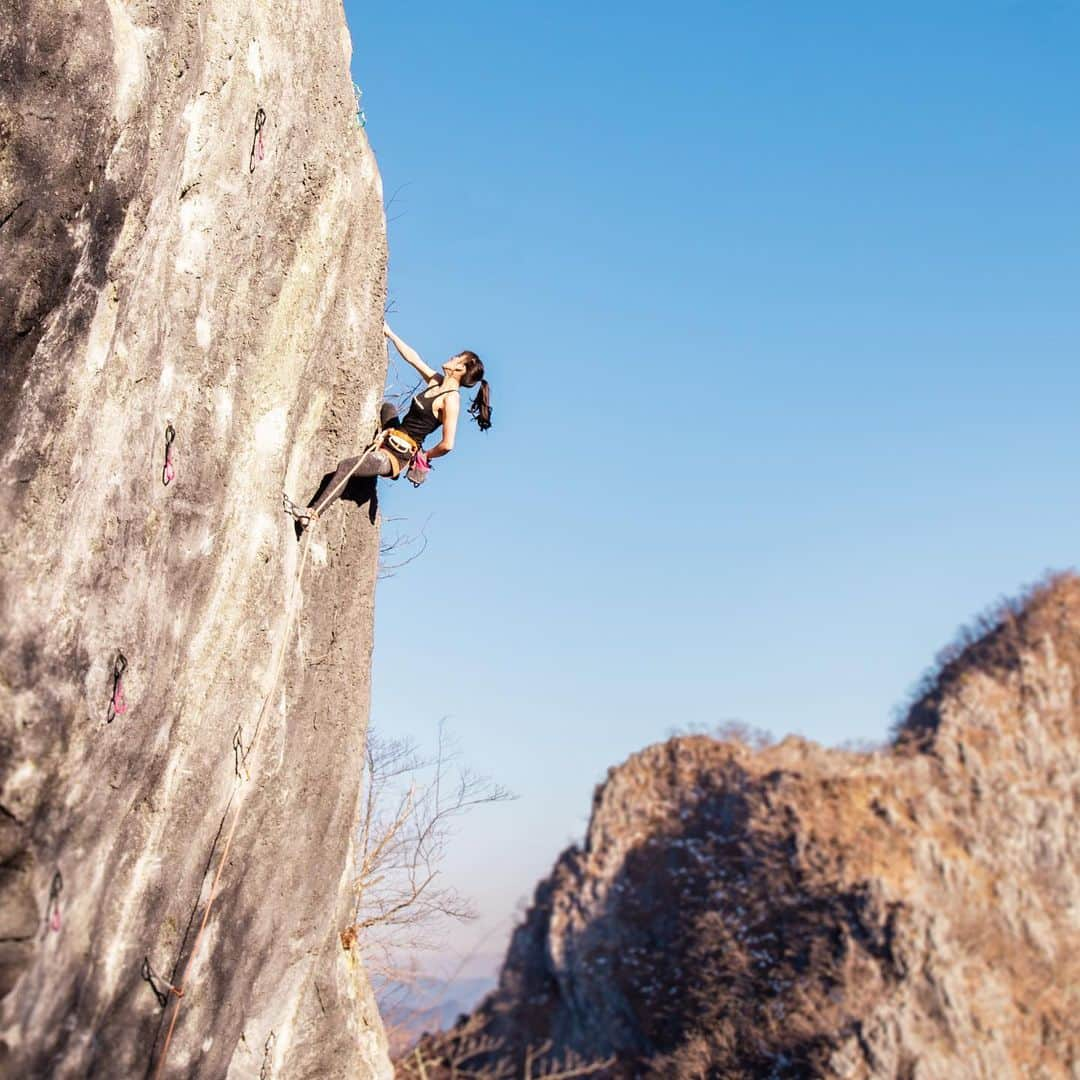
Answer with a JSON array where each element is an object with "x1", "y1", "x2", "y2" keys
[
  {"x1": 378, "y1": 515, "x2": 430, "y2": 578},
  {"x1": 523, "y1": 1041, "x2": 616, "y2": 1079},
  {"x1": 346, "y1": 722, "x2": 514, "y2": 975},
  {"x1": 397, "y1": 1013, "x2": 514, "y2": 1080},
  {"x1": 665, "y1": 717, "x2": 775, "y2": 750}
]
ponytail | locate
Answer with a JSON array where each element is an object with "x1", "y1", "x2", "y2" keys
[
  {"x1": 469, "y1": 378, "x2": 492, "y2": 432},
  {"x1": 457, "y1": 351, "x2": 492, "y2": 431}
]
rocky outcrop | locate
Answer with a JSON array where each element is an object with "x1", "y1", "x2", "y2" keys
[
  {"x1": 427, "y1": 576, "x2": 1080, "y2": 1078},
  {"x1": 0, "y1": 1, "x2": 391, "y2": 1076}
]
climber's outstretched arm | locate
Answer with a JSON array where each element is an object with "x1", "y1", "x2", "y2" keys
[
  {"x1": 427, "y1": 393, "x2": 459, "y2": 460},
  {"x1": 384, "y1": 322, "x2": 438, "y2": 383}
]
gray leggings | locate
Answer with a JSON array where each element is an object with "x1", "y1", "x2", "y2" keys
[{"x1": 310, "y1": 449, "x2": 393, "y2": 515}]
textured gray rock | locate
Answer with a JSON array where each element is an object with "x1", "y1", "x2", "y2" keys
[
  {"x1": 426, "y1": 577, "x2": 1080, "y2": 1079},
  {"x1": 0, "y1": 1, "x2": 392, "y2": 1076}
]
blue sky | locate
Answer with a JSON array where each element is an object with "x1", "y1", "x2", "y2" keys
[{"x1": 342, "y1": 0, "x2": 1080, "y2": 975}]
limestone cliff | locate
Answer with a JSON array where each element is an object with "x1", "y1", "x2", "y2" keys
[
  {"x1": 0, "y1": 1, "x2": 392, "y2": 1076},
  {"x1": 416, "y1": 576, "x2": 1080, "y2": 1079}
]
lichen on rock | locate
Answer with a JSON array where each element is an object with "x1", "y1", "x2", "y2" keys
[{"x1": 0, "y1": 1, "x2": 392, "y2": 1076}]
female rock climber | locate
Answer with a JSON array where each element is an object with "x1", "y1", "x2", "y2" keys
[{"x1": 282, "y1": 322, "x2": 492, "y2": 530}]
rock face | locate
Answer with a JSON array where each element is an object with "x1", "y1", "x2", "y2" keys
[
  {"x1": 430, "y1": 577, "x2": 1080, "y2": 1079},
  {"x1": 0, "y1": 2, "x2": 392, "y2": 1077}
]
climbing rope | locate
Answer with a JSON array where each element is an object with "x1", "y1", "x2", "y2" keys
[{"x1": 151, "y1": 431, "x2": 381, "y2": 1079}]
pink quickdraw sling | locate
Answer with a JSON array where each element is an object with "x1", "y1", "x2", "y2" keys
[
  {"x1": 107, "y1": 653, "x2": 128, "y2": 723},
  {"x1": 112, "y1": 678, "x2": 128, "y2": 717},
  {"x1": 46, "y1": 871, "x2": 62, "y2": 933},
  {"x1": 162, "y1": 423, "x2": 176, "y2": 486}
]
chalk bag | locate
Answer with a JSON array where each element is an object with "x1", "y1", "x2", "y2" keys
[{"x1": 406, "y1": 449, "x2": 432, "y2": 488}]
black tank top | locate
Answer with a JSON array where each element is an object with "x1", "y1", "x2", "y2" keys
[{"x1": 394, "y1": 385, "x2": 457, "y2": 446}]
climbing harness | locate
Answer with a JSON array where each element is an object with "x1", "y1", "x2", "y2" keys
[
  {"x1": 249, "y1": 107, "x2": 266, "y2": 174},
  {"x1": 380, "y1": 427, "x2": 433, "y2": 483},
  {"x1": 106, "y1": 652, "x2": 128, "y2": 723},
  {"x1": 384, "y1": 427, "x2": 418, "y2": 460},
  {"x1": 162, "y1": 423, "x2": 176, "y2": 486},
  {"x1": 141, "y1": 956, "x2": 182, "y2": 1008},
  {"x1": 45, "y1": 870, "x2": 62, "y2": 935}
]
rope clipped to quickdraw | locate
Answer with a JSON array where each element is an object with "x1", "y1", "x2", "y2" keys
[
  {"x1": 106, "y1": 652, "x2": 128, "y2": 723},
  {"x1": 141, "y1": 956, "x2": 182, "y2": 1009},
  {"x1": 162, "y1": 423, "x2": 176, "y2": 486},
  {"x1": 283, "y1": 431, "x2": 384, "y2": 531},
  {"x1": 249, "y1": 107, "x2": 266, "y2": 173}
]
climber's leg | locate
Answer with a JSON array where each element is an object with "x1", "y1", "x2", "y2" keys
[
  {"x1": 308, "y1": 450, "x2": 393, "y2": 518},
  {"x1": 380, "y1": 402, "x2": 400, "y2": 429}
]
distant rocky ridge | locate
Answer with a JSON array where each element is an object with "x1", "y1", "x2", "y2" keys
[{"x1": 412, "y1": 575, "x2": 1080, "y2": 1078}]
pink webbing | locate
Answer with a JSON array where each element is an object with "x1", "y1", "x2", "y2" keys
[
  {"x1": 112, "y1": 677, "x2": 128, "y2": 717},
  {"x1": 162, "y1": 423, "x2": 176, "y2": 486}
]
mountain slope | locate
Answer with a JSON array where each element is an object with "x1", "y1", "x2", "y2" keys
[{"x1": 418, "y1": 576, "x2": 1080, "y2": 1079}]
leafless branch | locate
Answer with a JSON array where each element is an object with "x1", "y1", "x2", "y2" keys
[
  {"x1": 346, "y1": 722, "x2": 515, "y2": 974},
  {"x1": 379, "y1": 516, "x2": 431, "y2": 578}
]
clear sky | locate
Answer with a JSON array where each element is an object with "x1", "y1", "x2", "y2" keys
[{"x1": 342, "y1": 0, "x2": 1080, "y2": 977}]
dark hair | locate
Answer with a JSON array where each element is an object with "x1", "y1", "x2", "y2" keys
[{"x1": 459, "y1": 351, "x2": 492, "y2": 431}]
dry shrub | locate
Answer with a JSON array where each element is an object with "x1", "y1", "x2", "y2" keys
[
  {"x1": 893, "y1": 571, "x2": 1080, "y2": 746},
  {"x1": 344, "y1": 723, "x2": 513, "y2": 983},
  {"x1": 398, "y1": 1013, "x2": 615, "y2": 1079}
]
